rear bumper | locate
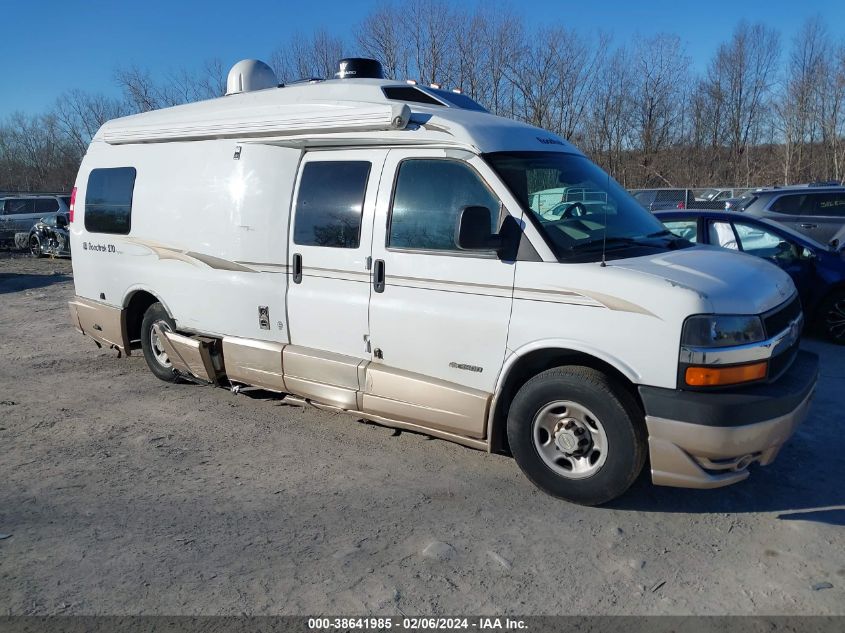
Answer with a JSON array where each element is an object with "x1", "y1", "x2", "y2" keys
[{"x1": 639, "y1": 350, "x2": 819, "y2": 489}]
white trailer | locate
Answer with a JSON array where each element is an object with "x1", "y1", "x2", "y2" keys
[{"x1": 68, "y1": 58, "x2": 817, "y2": 504}]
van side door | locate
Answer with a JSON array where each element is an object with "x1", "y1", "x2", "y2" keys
[
  {"x1": 365, "y1": 149, "x2": 520, "y2": 440},
  {"x1": 285, "y1": 150, "x2": 386, "y2": 405}
]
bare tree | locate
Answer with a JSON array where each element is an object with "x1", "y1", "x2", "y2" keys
[
  {"x1": 630, "y1": 35, "x2": 691, "y2": 185},
  {"x1": 706, "y1": 22, "x2": 780, "y2": 184},
  {"x1": 53, "y1": 90, "x2": 128, "y2": 156},
  {"x1": 355, "y1": 3, "x2": 409, "y2": 79}
]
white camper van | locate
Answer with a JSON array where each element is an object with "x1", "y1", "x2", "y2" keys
[{"x1": 68, "y1": 58, "x2": 818, "y2": 505}]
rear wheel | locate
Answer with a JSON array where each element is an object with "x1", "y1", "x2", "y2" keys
[
  {"x1": 140, "y1": 302, "x2": 180, "y2": 382},
  {"x1": 818, "y1": 291, "x2": 845, "y2": 345},
  {"x1": 506, "y1": 366, "x2": 646, "y2": 505},
  {"x1": 29, "y1": 234, "x2": 43, "y2": 258}
]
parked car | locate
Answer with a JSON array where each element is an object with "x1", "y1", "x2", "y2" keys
[
  {"x1": 29, "y1": 211, "x2": 71, "y2": 258},
  {"x1": 630, "y1": 188, "x2": 725, "y2": 211},
  {"x1": 694, "y1": 188, "x2": 751, "y2": 203},
  {"x1": 732, "y1": 185, "x2": 845, "y2": 244},
  {"x1": 657, "y1": 209, "x2": 845, "y2": 344},
  {"x1": 0, "y1": 194, "x2": 71, "y2": 244}
]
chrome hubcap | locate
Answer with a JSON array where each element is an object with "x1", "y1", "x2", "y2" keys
[
  {"x1": 826, "y1": 299, "x2": 845, "y2": 340},
  {"x1": 150, "y1": 322, "x2": 172, "y2": 368},
  {"x1": 532, "y1": 400, "x2": 608, "y2": 479}
]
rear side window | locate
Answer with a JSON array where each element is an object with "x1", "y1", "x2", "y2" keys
[
  {"x1": 769, "y1": 194, "x2": 814, "y2": 215},
  {"x1": 85, "y1": 167, "x2": 137, "y2": 235},
  {"x1": 34, "y1": 198, "x2": 59, "y2": 214},
  {"x1": 389, "y1": 159, "x2": 500, "y2": 252},
  {"x1": 293, "y1": 161, "x2": 371, "y2": 248}
]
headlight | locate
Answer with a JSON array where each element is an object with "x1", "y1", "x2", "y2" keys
[{"x1": 682, "y1": 315, "x2": 765, "y2": 348}]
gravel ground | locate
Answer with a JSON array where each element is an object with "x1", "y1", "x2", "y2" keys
[{"x1": 0, "y1": 251, "x2": 843, "y2": 616}]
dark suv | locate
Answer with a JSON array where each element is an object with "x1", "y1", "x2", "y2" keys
[{"x1": 734, "y1": 185, "x2": 845, "y2": 245}]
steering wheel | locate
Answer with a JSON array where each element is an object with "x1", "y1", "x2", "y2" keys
[{"x1": 559, "y1": 202, "x2": 588, "y2": 219}]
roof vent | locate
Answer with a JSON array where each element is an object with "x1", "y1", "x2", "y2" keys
[
  {"x1": 226, "y1": 59, "x2": 278, "y2": 95},
  {"x1": 335, "y1": 58, "x2": 385, "y2": 79}
]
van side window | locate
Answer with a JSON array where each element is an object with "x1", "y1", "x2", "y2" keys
[
  {"x1": 293, "y1": 161, "x2": 371, "y2": 248},
  {"x1": 85, "y1": 167, "x2": 137, "y2": 235},
  {"x1": 389, "y1": 159, "x2": 500, "y2": 252}
]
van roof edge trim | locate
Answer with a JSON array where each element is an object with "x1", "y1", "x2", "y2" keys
[{"x1": 102, "y1": 103, "x2": 410, "y2": 145}]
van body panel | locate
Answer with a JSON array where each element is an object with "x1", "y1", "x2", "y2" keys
[
  {"x1": 72, "y1": 140, "x2": 298, "y2": 342},
  {"x1": 508, "y1": 261, "x2": 706, "y2": 390},
  {"x1": 363, "y1": 364, "x2": 490, "y2": 438},
  {"x1": 68, "y1": 297, "x2": 128, "y2": 352},
  {"x1": 158, "y1": 330, "x2": 219, "y2": 383},
  {"x1": 221, "y1": 336, "x2": 286, "y2": 392}
]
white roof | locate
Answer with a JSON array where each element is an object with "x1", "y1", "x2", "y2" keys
[{"x1": 95, "y1": 78, "x2": 582, "y2": 156}]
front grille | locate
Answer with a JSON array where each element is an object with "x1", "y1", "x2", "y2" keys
[
  {"x1": 763, "y1": 295, "x2": 801, "y2": 338},
  {"x1": 769, "y1": 339, "x2": 799, "y2": 381}
]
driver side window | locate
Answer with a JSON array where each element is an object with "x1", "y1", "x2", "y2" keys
[
  {"x1": 733, "y1": 222, "x2": 797, "y2": 260},
  {"x1": 388, "y1": 159, "x2": 500, "y2": 252}
]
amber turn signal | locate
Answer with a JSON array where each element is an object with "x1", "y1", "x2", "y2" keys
[{"x1": 685, "y1": 361, "x2": 767, "y2": 387}]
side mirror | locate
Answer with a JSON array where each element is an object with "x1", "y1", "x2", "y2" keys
[
  {"x1": 56, "y1": 214, "x2": 68, "y2": 228},
  {"x1": 455, "y1": 206, "x2": 501, "y2": 251}
]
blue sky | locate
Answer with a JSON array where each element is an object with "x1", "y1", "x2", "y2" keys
[{"x1": 0, "y1": 0, "x2": 842, "y2": 118}]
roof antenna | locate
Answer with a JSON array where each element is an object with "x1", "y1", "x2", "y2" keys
[{"x1": 600, "y1": 172, "x2": 609, "y2": 268}]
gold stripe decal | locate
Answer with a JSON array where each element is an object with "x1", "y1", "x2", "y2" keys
[{"x1": 126, "y1": 238, "x2": 258, "y2": 273}]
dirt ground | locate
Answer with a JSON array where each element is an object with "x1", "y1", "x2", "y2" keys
[{"x1": 0, "y1": 251, "x2": 843, "y2": 616}]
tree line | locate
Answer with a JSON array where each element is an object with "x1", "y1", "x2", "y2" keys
[{"x1": 2, "y1": 2, "x2": 844, "y2": 193}]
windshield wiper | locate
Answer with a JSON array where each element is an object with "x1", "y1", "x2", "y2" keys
[{"x1": 570, "y1": 237, "x2": 637, "y2": 251}]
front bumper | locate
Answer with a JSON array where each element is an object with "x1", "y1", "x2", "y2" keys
[{"x1": 639, "y1": 350, "x2": 819, "y2": 489}]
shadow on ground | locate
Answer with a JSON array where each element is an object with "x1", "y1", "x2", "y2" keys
[{"x1": 0, "y1": 272, "x2": 70, "y2": 294}]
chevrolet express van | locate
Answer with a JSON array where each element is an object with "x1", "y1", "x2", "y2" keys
[{"x1": 68, "y1": 59, "x2": 818, "y2": 505}]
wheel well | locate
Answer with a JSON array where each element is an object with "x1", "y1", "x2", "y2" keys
[
  {"x1": 124, "y1": 290, "x2": 160, "y2": 348},
  {"x1": 489, "y1": 349, "x2": 643, "y2": 455}
]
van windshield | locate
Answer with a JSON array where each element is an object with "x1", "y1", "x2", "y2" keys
[{"x1": 485, "y1": 152, "x2": 682, "y2": 262}]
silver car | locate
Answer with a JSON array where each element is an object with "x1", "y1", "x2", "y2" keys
[{"x1": 0, "y1": 194, "x2": 71, "y2": 243}]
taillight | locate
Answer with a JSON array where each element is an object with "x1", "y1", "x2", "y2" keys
[
  {"x1": 69, "y1": 187, "x2": 77, "y2": 222},
  {"x1": 677, "y1": 201, "x2": 685, "y2": 209}
]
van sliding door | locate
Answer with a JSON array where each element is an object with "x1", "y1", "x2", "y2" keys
[{"x1": 285, "y1": 150, "x2": 386, "y2": 362}]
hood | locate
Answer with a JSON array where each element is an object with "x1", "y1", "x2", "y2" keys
[{"x1": 610, "y1": 245, "x2": 795, "y2": 315}]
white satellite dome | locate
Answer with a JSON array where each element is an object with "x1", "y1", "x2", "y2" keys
[{"x1": 225, "y1": 59, "x2": 278, "y2": 96}]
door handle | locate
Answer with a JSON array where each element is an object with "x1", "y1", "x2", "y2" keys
[
  {"x1": 292, "y1": 252, "x2": 302, "y2": 284},
  {"x1": 373, "y1": 259, "x2": 385, "y2": 293},
  {"x1": 800, "y1": 223, "x2": 818, "y2": 229}
]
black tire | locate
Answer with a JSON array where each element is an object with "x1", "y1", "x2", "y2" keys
[
  {"x1": 818, "y1": 290, "x2": 845, "y2": 345},
  {"x1": 29, "y1": 234, "x2": 43, "y2": 258},
  {"x1": 506, "y1": 366, "x2": 647, "y2": 506},
  {"x1": 140, "y1": 302, "x2": 180, "y2": 382}
]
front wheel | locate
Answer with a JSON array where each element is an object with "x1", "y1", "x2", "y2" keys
[
  {"x1": 140, "y1": 302, "x2": 180, "y2": 382},
  {"x1": 818, "y1": 291, "x2": 845, "y2": 344},
  {"x1": 506, "y1": 366, "x2": 647, "y2": 505},
  {"x1": 29, "y1": 234, "x2": 43, "y2": 258}
]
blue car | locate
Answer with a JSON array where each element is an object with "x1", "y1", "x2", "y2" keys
[{"x1": 655, "y1": 210, "x2": 845, "y2": 344}]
